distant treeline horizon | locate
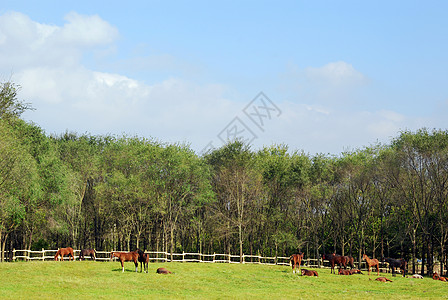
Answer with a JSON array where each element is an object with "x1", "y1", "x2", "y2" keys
[{"x1": 1, "y1": 80, "x2": 448, "y2": 276}]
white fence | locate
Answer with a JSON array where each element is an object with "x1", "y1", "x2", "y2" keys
[{"x1": 8, "y1": 249, "x2": 407, "y2": 273}]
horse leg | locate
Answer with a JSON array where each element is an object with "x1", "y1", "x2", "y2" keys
[
  {"x1": 376, "y1": 265, "x2": 379, "y2": 276},
  {"x1": 121, "y1": 260, "x2": 125, "y2": 273},
  {"x1": 134, "y1": 261, "x2": 138, "y2": 272}
]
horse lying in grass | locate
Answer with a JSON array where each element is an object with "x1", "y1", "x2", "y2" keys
[
  {"x1": 339, "y1": 269, "x2": 363, "y2": 275},
  {"x1": 375, "y1": 277, "x2": 392, "y2": 282},
  {"x1": 156, "y1": 267, "x2": 172, "y2": 274},
  {"x1": 110, "y1": 251, "x2": 139, "y2": 273},
  {"x1": 301, "y1": 269, "x2": 318, "y2": 276},
  {"x1": 54, "y1": 247, "x2": 75, "y2": 261},
  {"x1": 433, "y1": 272, "x2": 447, "y2": 282}
]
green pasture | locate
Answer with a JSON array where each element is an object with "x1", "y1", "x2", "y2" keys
[{"x1": 0, "y1": 261, "x2": 446, "y2": 299}]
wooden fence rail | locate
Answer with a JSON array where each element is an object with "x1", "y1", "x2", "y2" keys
[{"x1": 7, "y1": 249, "x2": 435, "y2": 274}]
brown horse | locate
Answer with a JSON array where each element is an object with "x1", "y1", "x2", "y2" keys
[
  {"x1": 110, "y1": 251, "x2": 139, "y2": 272},
  {"x1": 301, "y1": 269, "x2": 318, "y2": 276},
  {"x1": 137, "y1": 249, "x2": 149, "y2": 273},
  {"x1": 375, "y1": 277, "x2": 392, "y2": 282},
  {"x1": 338, "y1": 269, "x2": 351, "y2": 275},
  {"x1": 362, "y1": 254, "x2": 379, "y2": 276},
  {"x1": 156, "y1": 267, "x2": 172, "y2": 274},
  {"x1": 349, "y1": 269, "x2": 363, "y2": 275},
  {"x1": 344, "y1": 255, "x2": 355, "y2": 269},
  {"x1": 54, "y1": 247, "x2": 75, "y2": 261},
  {"x1": 289, "y1": 253, "x2": 304, "y2": 274},
  {"x1": 433, "y1": 272, "x2": 448, "y2": 282},
  {"x1": 322, "y1": 253, "x2": 346, "y2": 274},
  {"x1": 79, "y1": 249, "x2": 96, "y2": 261}
]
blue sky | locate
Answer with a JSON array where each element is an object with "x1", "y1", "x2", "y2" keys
[{"x1": 1, "y1": 1, "x2": 447, "y2": 154}]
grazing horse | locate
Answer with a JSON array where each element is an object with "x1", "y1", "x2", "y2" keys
[
  {"x1": 54, "y1": 247, "x2": 75, "y2": 261},
  {"x1": 383, "y1": 257, "x2": 407, "y2": 277},
  {"x1": 433, "y1": 272, "x2": 447, "y2": 282},
  {"x1": 322, "y1": 253, "x2": 346, "y2": 274},
  {"x1": 344, "y1": 255, "x2": 355, "y2": 269},
  {"x1": 289, "y1": 253, "x2": 304, "y2": 274},
  {"x1": 301, "y1": 269, "x2": 318, "y2": 276},
  {"x1": 137, "y1": 249, "x2": 149, "y2": 273},
  {"x1": 362, "y1": 254, "x2": 379, "y2": 276},
  {"x1": 156, "y1": 267, "x2": 172, "y2": 274},
  {"x1": 79, "y1": 249, "x2": 96, "y2": 261},
  {"x1": 110, "y1": 251, "x2": 139, "y2": 273},
  {"x1": 375, "y1": 277, "x2": 392, "y2": 282}
]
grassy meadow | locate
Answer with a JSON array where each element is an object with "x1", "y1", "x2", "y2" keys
[{"x1": 0, "y1": 261, "x2": 447, "y2": 299}]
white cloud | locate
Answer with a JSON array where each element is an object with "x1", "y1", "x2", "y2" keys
[
  {"x1": 1, "y1": 11, "x2": 439, "y2": 155},
  {"x1": 0, "y1": 11, "x2": 118, "y2": 70},
  {"x1": 305, "y1": 61, "x2": 367, "y2": 87}
]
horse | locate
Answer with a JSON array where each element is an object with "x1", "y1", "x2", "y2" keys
[
  {"x1": 79, "y1": 249, "x2": 96, "y2": 261},
  {"x1": 322, "y1": 253, "x2": 346, "y2": 274},
  {"x1": 301, "y1": 269, "x2": 318, "y2": 276},
  {"x1": 338, "y1": 269, "x2": 351, "y2": 275},
  {"x1": 137, "y1": 249, "x2": 149, "y2": 273},
  {"x1": 344, "y1": 255, "x2": 355, "y2": 269},
  {"x1": 433, "y1": 272, "x2": 447, "y2": 282},
  {"x1": 410, "y1": 274, "x2": 423, "y2": 279},
  {"x1": 156, "y1": 267, "x2": 172, "y2": 274},
  {"x1": 362, "y1": 254, "x2": 379, "y2": 276},
  {"x1": 54, "y1": 247, "x2": 75, "y2": 261},
  {"x1": 110, "y1": 251, "x2": 139, "y2": 272},
  {"x1": 289, "y1": 253, "x2": 304, "y2": 274},
  {"x1": 349, "y1": 269, "x2": 363, "y2": 275},
  {"x1": 375, "y1": 277, "x2": 392, "y2": 282},
  {"x1": 383, "y1": 257, "x2": 407, "y2": 277}
]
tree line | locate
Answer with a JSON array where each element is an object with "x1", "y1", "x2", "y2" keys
[{"x1": 1, "y1": 80, "x2": 448, "y2": 276}]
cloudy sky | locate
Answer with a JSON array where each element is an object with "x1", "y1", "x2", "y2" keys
[{"x1": 1, "y1": 1, "x2": 447, "y2": 155}]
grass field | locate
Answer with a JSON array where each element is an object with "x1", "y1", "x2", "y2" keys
[{"x1": 1, "y1": 261, "x2": 447, "y2": 299}]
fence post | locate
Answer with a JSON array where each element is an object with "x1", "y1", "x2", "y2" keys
[
  {"x1": 258, "y1": 250, "x2": 261, "y2": 264},
  {"x1": 242, "y1": 253, "x2": 245, "y2": 264},
  {"x1": 42, "y1": 248, "x2": 45, "y2": 261},
  {"x1": 12, "y1": 249, "x2": 16, "y2": 261},
  {"x1": 228, "y1": 253, "x2": 231, "y2": 263},
  {"x1": 213, "y1": 252, "x2": 215, "y2": 263},
  {"x1": 182, "y1": 251, "x2": 185, "y2": 262}
]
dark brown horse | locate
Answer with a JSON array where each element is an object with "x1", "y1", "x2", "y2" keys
[
  {"x1": 289, "y1": 253, "x2": 304, "y2": 274},
  {"x1": 110, "y1": 251, "x2": 139, "y2": 272},
  {"x1": 383, "y1": 257, "x2": 407, "y2": 277},
  {"x1": 362, "y1": 254, "x2": 379, "y2": 276},
  {"x1": 137, "y1": 249, "x2": 149, "y2": 273},
  {"x1": 156, "y1": 267, "x2": 172, "y2": 274},
  {"x1": 54, "y1": 247, "x2": 75, "y2": 261},
  {"x1": 79, "y1": 249, "x2": 96, "y2": 261},
  {"x1": 322, "y1": 253, "x2": 346, "y2": 274},
  {"x1": 301, "y1": 269, "x2": 318, "y2": 276},
  {"x1": 344, "y1": 255, "x2": 355, "y2": 269}
]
